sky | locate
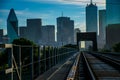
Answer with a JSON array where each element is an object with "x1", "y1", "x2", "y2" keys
[{"x1": 0, "y1": 0, "x2": 106, "y2": 35}]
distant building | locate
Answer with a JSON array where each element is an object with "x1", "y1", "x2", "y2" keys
[
  {"x1": 57, "y1": 16, "x2": 74, "y2": 46},
  {"x1": 27, "y1": 19, "x2": 42, "y2": 43},
  {"x1": 106, "y1": 24, "x2": 120, "y2": 49},
  {"x1": 85, "y1": 0, "x2": 98, "y2": 49},
  {"x1": 74, "y1": 28, "x2": 81, "y2": 43},
  {"x1": 41, "y1": 25, "x2": 55, "y2": 46},
  {"x1": 106, "y1": 0, "x2": 120, "y2": 25},
  {"x1": 19, "y1": 26, "x2": 28, "y2": 38},
  {"x1": 98, "y1": 10, "x2": 106, "y2": 49},
  {"x1": 7, "y1": 8, "x2": 18, "y2": 43},
  {"x1": 0, "y1": 29, "x2": 3, "y2": 43},
  {"x1": 86, "y1": 0, "x2": 98, "y2": 33}
]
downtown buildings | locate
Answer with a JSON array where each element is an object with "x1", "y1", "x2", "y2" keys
[
  {"x1": 7, "y1": 8, "x2": 74, "y2": 46},
  {"x1": 57, "y1": 16, "x2": 74, "y2": 46},
  {"x1": 20, "y1": 19, "x2": 55, "y2": 46}
]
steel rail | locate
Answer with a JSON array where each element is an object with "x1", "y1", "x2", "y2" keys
[
  {"x1": 82, "y1": 52, "x2": 96, "y2": 80},
  {"x1": 66, "y1": 53, "x2": 80, "y2": 80}
]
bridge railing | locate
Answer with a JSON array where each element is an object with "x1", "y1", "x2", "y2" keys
[{"x1": 0, "y1": 44, "x2": 77, "y2": 80}]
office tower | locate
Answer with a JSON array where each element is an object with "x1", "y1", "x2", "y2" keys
[
  {"x1": 27, "y1": 19, "x2": 42, "y2": 43},
  {"x1": 85, "y1": 0, "x2": 98, "y2": 49},
  {"x1": 106, "y1": 0, "x2": 120, "y2": 25},
  {"x1": 57, "y1": 16, "x2": 74, "y2": 46},
  {"x1": 74, "y1": 28, "x2": 81, "y2": 43},
  {"x1": 98, "y1": 10, "x2": 106, "y2": 49},
  {"x1": 41, "y1": 25, "x2": 55, "y2": 46},
  {"x1": 7, "y1": 8, "x2": 18, "y2": 43},
  {"x1": 106, "y1": 24, "x2": 120, "y2": 49},
  {"x1": 0, "y1": 29, "x2": 3, "y2": 43},
  {"x1": 19, "y1": 26, "x2": 28, "y2": 38},
  {"x1": 86, "y1": 0, "x2": 98, "y2": 33}
]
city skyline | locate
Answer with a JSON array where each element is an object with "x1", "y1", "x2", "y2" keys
[{"x1": 0, "y1": 0, "x2": 105, "y2": 35}]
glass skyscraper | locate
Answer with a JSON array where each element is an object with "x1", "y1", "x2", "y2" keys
[
  {"x1": 85, "y1": 0, "x2": 98, "y2": 49},
  {"x1": 86, "y1": 1, "x2": 98, "y2": 33},
  {"x1": 7, "y1": 8, "x2": 18, "y2": 43},
  {"x1": 106, "y1": 0, "x2": 120, "y2": 25}
]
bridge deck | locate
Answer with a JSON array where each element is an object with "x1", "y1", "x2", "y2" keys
[{"x1": 35, "y1": 53, "x2": 78, "y2": 80}]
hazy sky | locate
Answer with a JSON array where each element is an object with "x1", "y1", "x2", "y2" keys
[{"x1": 0, "y1": 0, "x2": 105, "y2": 34}]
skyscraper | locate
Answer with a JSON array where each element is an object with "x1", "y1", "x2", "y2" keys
[
  {"x1": 106, "y1": 24, "x2": 120, "y2": 49},
  {"x1": 27, "y1": 19, "x2": 42, "y2": 43},
  {"x1": 0, "y1": 29, "x2": 3, "y2": 43},
  {"x1": 57, "y1": 16, "x2": 74, "y2": 46},
  {"x1": 41, "y1": 25, "x2": 55, "y2": 46},
  {"x1": 98, "y1": 10, "x2": 106, "y2": 49},
  {"x1": 19, "y1": 26, "x2": 27, "y2": 38},
  {"x1": 85, "y1": 0, "x2": 98, "y2": 49},
  {"x1": 7, "y1": 8, "x2": 18, "y2": 43},
  {"x1": 86, "y1": 0, "x2": 98, "y2": 33},
  {"x1": 106, "y1": 0, "x2": 120, "y2": 25}
]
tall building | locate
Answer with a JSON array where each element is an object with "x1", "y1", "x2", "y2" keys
[
  {"x1": 74, "y1": 28, "x2": 81, "y2": 43},
  {"x1": 85, "y1": 0, "x2": 98, "y2": 49},
  {"x1": 7, "y1": 8, "x2": 18, "y2": 43},
  {"x1": 57, "y1": 16, "x2": 74, "y2": 46},
  {"x1": 106, "y1": 0, "x2": 120, "y2": 25},
  {"x1": 27, "y1": 19, "x2": 42, "y2": 43},
  {"x1": 41, "y1": 25, "x2": 55, "y2": 46},
  {"x1": 0, "y1": 29, "x2": 3, "y2": 43},
  {"x1": 106, "y1": 24, "x2": 120, "y2": 49},
  {"x1": 19, "y1": 26, "x2": 28, "y2": 38},
  {"x1": 98, "y1": 10, "x2": 106, "y2": 49},
  {"x1": 86, "y1": 0, "x2": 98, "y2": 33}
]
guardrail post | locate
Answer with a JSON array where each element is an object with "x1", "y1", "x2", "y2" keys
[
  {"x1": 30, "y1": 46, "x2": 34, "y2": 80},
  {"x1": 54, "y1": 47, "x2": 56, "y2": 65},
  {"x1": 43, "y1": 46, "x2": 46, "y2": 72},
  {"x1": 47, "y1": 46, "x2": 51, "y2": 69},
  {"x1": 38, "y1": 46, "x2": 41, "y2": 75},
  {"x1": 8, "y1": 47, "x2": 13, "y2": 80},
  {"x1": 19, "y1": 45, "x2": 22, "y2": 80}
]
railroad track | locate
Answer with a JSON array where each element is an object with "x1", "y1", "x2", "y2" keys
[{"x1": 67, "y1": 51, "x2": 120, "y2": 80}]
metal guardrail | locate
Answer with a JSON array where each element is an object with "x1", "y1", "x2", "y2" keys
[{"x1": 0, "y1": 44, "x2": 77, "y2": 80}]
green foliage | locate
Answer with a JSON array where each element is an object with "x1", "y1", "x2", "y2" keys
[
  {"x1": 0, "y1": 50, "x2": 8, "y2": 69},
  {"x1": 12, "y1": 38, "x2": 37, "y2": 65},
  {"x1": 12, "y1": 38, "x2": 36, "y2": 46},
  {"x1": 63, "y1": 44, "x2": 78, "y2": 49},
  {"x1": 112, "y1": 42, "x2": 120, "y2": 52},
  {"x1": 100, "y1": 49, "x2": 111, "y2": 52}
]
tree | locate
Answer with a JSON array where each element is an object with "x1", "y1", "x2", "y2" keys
[
  {"x1": 112, "y1": 42, "x2": 120, "y2": 52},
  {"x1": 12, "y1": 38, "x2": 37, "y2": 65},
  {"x1": 63, "y1": 44, "x2": 78, "y2": 49},
  {"x1": 12, "y1": 38, "x2": 36, "y2": 46}
]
